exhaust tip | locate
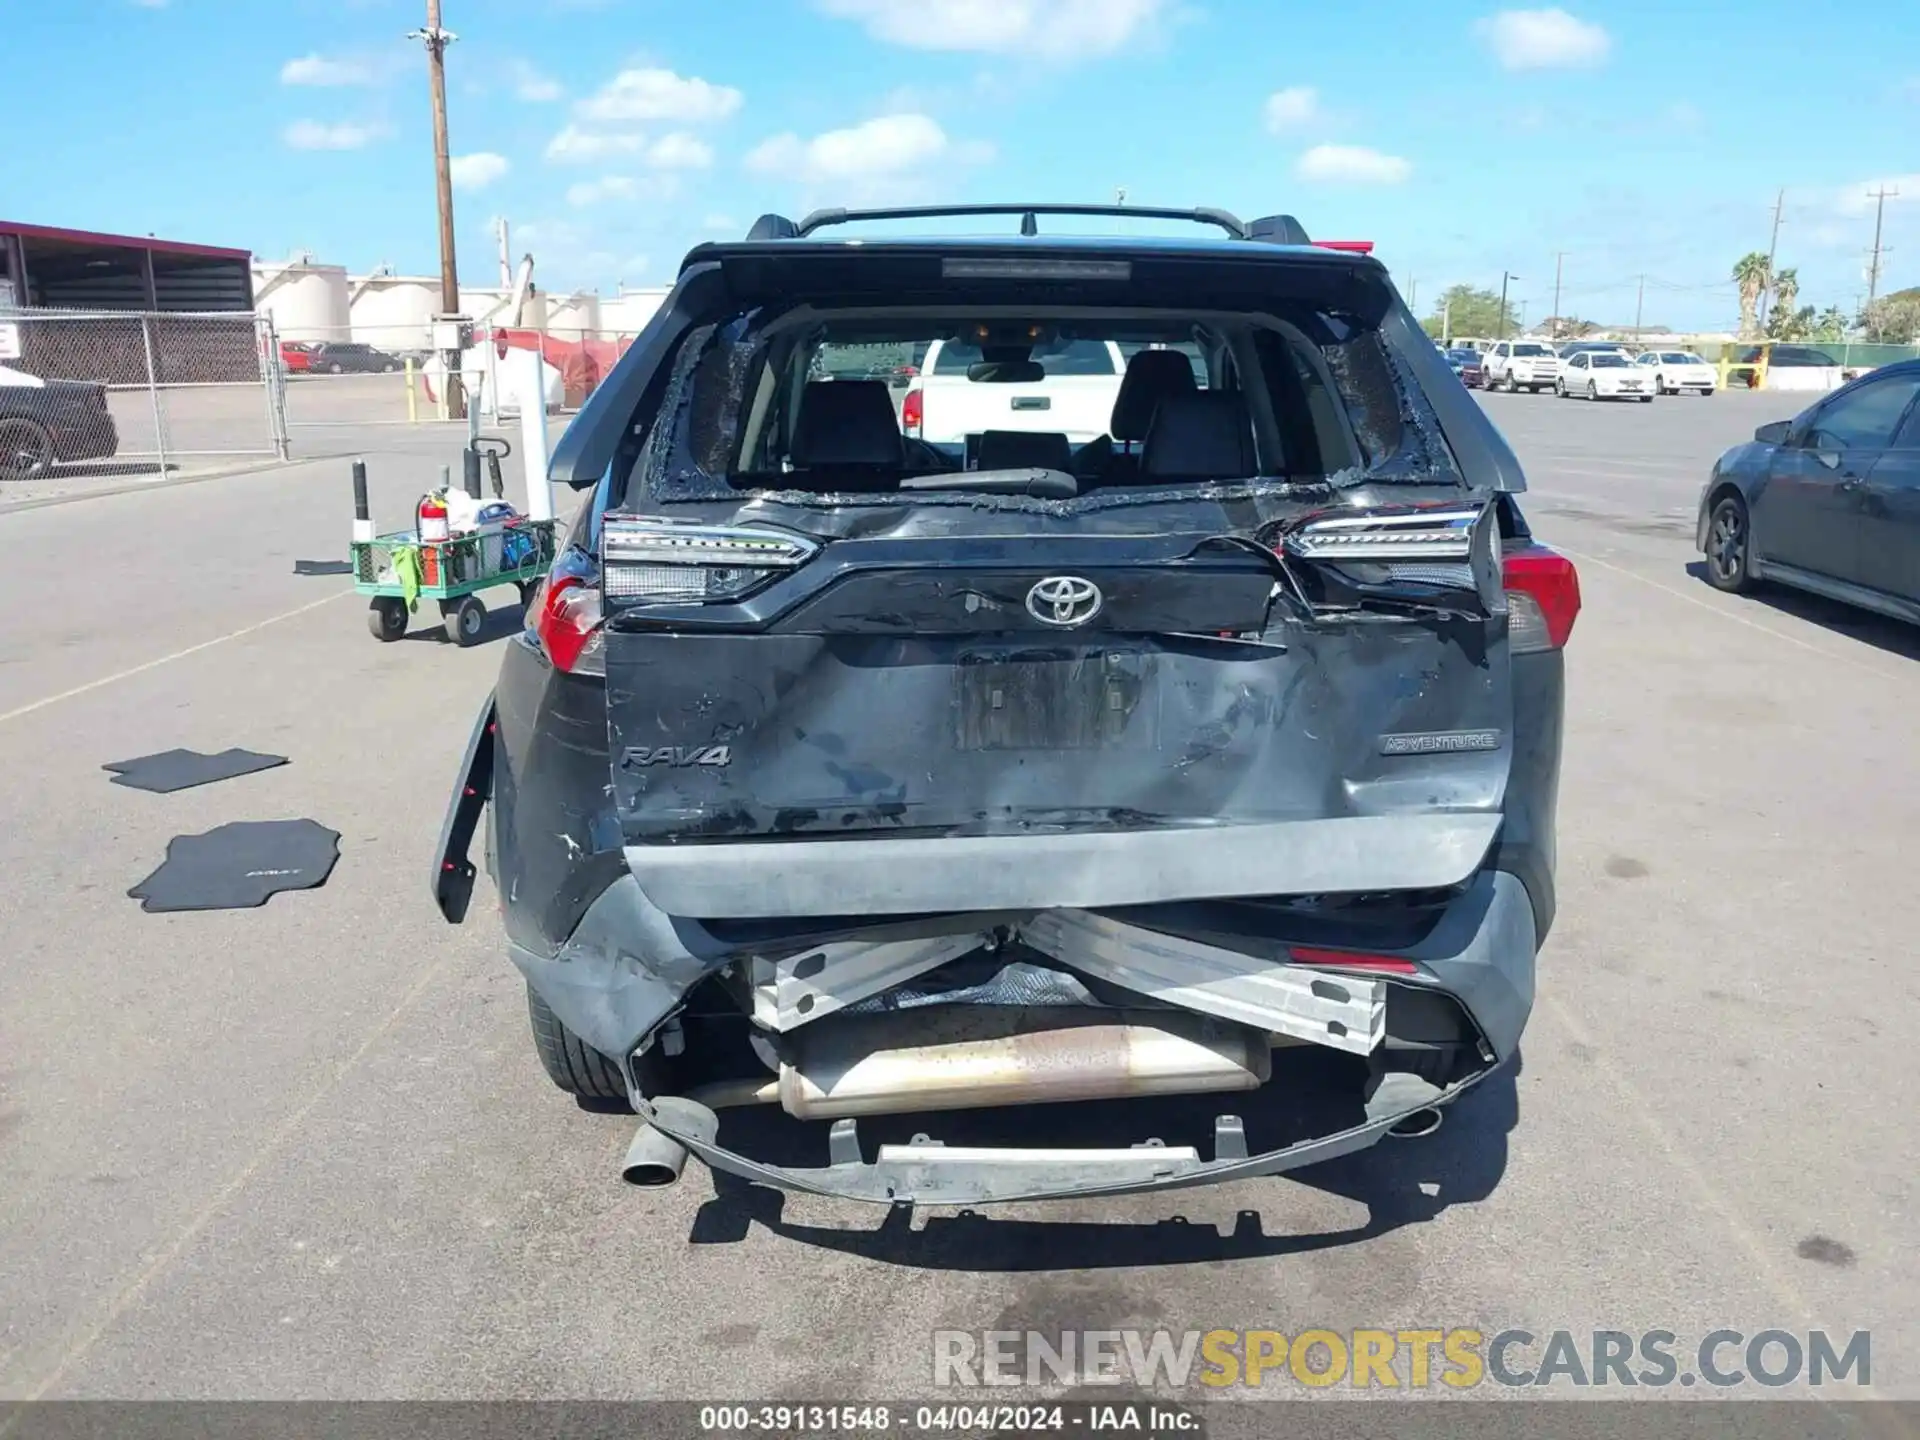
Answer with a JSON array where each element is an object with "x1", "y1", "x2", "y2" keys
[
  {"x1": 621, "y1": 1123, "x2": 690, "y2": 1187},
  {"x1": 1388, "y1": 1107, "x2": 1444, "y2": 1140}
]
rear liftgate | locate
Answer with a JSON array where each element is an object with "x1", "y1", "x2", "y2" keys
[{"x1": 601, "y1": 501, "x2": 1518, "y2": 1202}]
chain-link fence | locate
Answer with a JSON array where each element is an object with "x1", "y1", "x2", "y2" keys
[
  {"x1": 272, "y1": 322, "x2": 647, "y2": 432},
  {"x1": 0, "y1": 308, "x2": 287, "y2": 485}
]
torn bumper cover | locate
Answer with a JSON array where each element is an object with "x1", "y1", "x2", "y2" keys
[
  {"x1": 638, "y1": 1066, "x2": 1494, "y2": 1206},
  {"x1": 510, "y1": 864, "x2": 1536, "y2": 1205}
]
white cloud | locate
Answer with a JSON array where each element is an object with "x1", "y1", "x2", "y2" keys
[
  {"x1": 450, "y1": 152, "x2": 511, "y2": 190},
  {"x1": 284, "y1": 120, "x2": 387, "y2": 151},
  {"x1": 1836, "y1": 177, "x2": 1919, "y2": 216},
  {"x1": 819, "y1": 0, "x2": 1165, "y2": 60},
  {"x1": 545, "y1": 124, "x2": 646, "y2": 163},
  {"x1": 280, "y1": 53, "x2": 376, "y2": 86},
  {"x1": 1294, "y1": 143, "x2": 1411, "y2": 184},
  {"x1": 1263, "y1": 86, "x2": 1320, "y2": 134},
  {"x1": 567, "y1": 176, "x2": 637, "y2": 207},
  {"x1": 131, "y1": 0, "x2": 167, "y2": 8},
  {"x1": 645, "y1": 132, "x2": 714, "y2": 169},
  {"x1": 745, "y1": 112, "x2": 989, "y2": 182},
  {"x1": 702, "y1": 213, "x2": 739, "y2": 232},
  {"x1": 1474, "y1": 9, "x2": 1611, "y2": 70},
  {"x1": 576, "y1": 67, "x2": 742, "y2": 124},
  {"x1": 511, "y1": 60, "x2": 563, "y2": 102}
]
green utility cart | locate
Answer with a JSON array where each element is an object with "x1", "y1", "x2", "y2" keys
[{"x1": 352, "y1": 519, "x2": 558, "y2": 645}]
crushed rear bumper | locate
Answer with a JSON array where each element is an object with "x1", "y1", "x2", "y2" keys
[{"x1": 512, "y1": 867, "x2": 1536, "y2": 1205}]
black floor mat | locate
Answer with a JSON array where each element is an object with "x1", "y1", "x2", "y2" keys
[
  {"x1": 129, "y1": 819, "x2": 340, "y2": 913},
  {"x1": 104, "y1": 748, "x2": 288, "y2": 794}
]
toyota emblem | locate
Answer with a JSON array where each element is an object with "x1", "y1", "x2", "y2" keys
[{"x1": 1025, "y1": 575, "x2": 1103, "y2": 627}]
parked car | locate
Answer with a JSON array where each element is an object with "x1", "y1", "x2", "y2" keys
[
  {"x1": 901, "y1": 335, "x2": 1129, "y2": 449},
  {"x1": 1556, "y1": 350, "x2": 1652, "y2": 402},
  {"x1": 1445, "y1": 347, "x2": 1486, "y2": 388},
  {"x1": 278, "y1": 341, "x2": 313, "y2": 374},
  {"x1": 1698, "y1": 358, "x2": 1920, "y2": 621},
  {"x1": 307, "y1": 341, "x2": 404, "y2": 374},
  {"x1": 433, "y1": 202, "x2": 1580, "y2": 1207},
  {"x1": 1555, "y1": 341, "x2": 1634, "y2": 360},
  {"x1": 1482, "y1": 339, "x2": 1561, "y2": 393},
  {"x1": 0, "y1": 363, "x2": 120, "y2": 481},
  {"x1": 1634, "y1": 349, "x2": 1717, "y2": 396}
]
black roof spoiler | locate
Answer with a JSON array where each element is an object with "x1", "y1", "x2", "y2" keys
[{"x1": 743, "y1": 204, "x2": 1315, "y2": 246}]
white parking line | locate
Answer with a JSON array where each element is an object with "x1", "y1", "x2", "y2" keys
[
  {"x1": 9, "y1": 953, "x2": 457, "y2": 1407},
  {"x1": 0, "y1": 590, "x2": 354, "y2": 726},
  {"x1": 1552, "y1": 541, "x2": 1917, "y2": 686}
]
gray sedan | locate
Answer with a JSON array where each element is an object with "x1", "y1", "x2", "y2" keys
[{"x1": 1698, "y1": 358, "x2": 1920, "y2": 622}]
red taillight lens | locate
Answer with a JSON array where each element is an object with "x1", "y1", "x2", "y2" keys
[
  {"x1": 1502, "y1": 543, "x2": 1580, "y2": 652},
  {"x1": 1289, "y1": 945, "x2": 1418, "y2": 975},
  {"x1": 532, "y1": 574, "x2": 605, "y2": 675},
  {"x1": 900, "y1": 386, "x2": 923, "y2": 435}
]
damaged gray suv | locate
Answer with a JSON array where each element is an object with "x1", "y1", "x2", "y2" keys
[{"x1": 433, "y1": 204, "x2": 1580, "y2": 1206}]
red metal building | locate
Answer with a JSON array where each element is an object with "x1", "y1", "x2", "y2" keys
[{"x1": 0, "y1": 219, "x2": 253, "y2": 313}]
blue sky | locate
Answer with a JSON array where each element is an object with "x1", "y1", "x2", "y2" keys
[{"x1": 10, "y1": 0, "x2": 1919, "y2": 331}]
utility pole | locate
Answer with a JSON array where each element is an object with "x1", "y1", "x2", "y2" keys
[
  {"x1": 1407, "y1": 277, "x2": 1417, "y2": 314},
  {"x1": 1634, "y1": 274, "x2": 1645, "y2": 336},
  {"x1": 1442, "y1": 297, "x2": 1452, "y2": 345},
  {"x1": 1550, "y1": 252, "x2": 1564, "y2": 339},
  {"x1": 1756, "y1": 187, "x2": 1786, "y2": 336},
  {"x1": 1865, "y1": 184, "x2": 1898, "y2": 305},
  {"x1": 1498, "y1": 272, "x2": 1518, "y2": 338},
  {"x1": 411, "y1": 1, "x2": 463, "y2": 418},
  {"x1": 496, "y1": 215, "x2": 512, "y2": 287}
]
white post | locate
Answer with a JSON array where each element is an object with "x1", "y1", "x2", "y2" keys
[{"x1": 518, "y1": 346, "x2": 553, "y2": 521}]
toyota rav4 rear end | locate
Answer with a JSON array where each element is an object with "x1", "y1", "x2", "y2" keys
[{"x1": 433, "y1": 205, "x2": 1577, "y2": 1206}]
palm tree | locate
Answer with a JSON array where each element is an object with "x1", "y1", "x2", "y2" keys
[
  {"x1": 1772, "y1": 267, "x2": 1799, "y2": 319},
  {"x1": 1732, "y1": 252, "x2": 1772, "y2": 339}
]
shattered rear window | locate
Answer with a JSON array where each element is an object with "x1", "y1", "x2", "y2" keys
[{"x1": 630, "y1": 304, "x2": 1463, "y2": 509}]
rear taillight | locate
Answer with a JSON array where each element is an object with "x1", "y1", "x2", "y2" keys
[
  {"x1": 1289, "y1": 945, "x2": 1418, "y2": 975},
  {"x1": 900, "y1": 386, "x2": 923, "y2": 436},
  {"x1": 531, "y1": 572, "x2": 605, "y2": 675},
  {"x1": 1502, "y1": 544, "x2": 1581, "y2": 653},
  {"x1": 600, "y1": 518, "x2": 818, "y2": 606}
]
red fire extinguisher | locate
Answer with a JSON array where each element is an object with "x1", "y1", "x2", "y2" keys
[{"x1": 417, "y1": 493, "x2": 450, "y2": 543}]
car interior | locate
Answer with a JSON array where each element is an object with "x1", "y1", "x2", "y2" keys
[{"x1": 701, "y1": 311, "x2": 1374, "y2": 499}]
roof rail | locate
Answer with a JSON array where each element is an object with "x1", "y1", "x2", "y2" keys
[
  {"x1": 1247, "y1": 214, "x2": 1314, "y2": 245},
  {"x1": 771, "y1": 203, "x2": 1253, "y2": 240}
]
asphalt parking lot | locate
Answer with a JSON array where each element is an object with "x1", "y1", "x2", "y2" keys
[{"x1": 1, "y1": 388, "x2": 1915, "y2": 1407}]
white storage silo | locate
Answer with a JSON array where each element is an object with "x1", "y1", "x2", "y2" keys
[
  {"x1": 601, "y1": 286, "x2": 669, "y2": 338},
  {"x1": 252, "y1": 257, "x2": 351, "y2": 343},
  {"x1": 349, "y1": 274, "x2": 441, "y2": 353},
  {"x1": 542, "y1": 290, "x2": 603, "y2": 339}
]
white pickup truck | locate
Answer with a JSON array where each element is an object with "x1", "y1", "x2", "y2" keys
[
  {"x1": 901, "y1": 338, "x2": 1127, "y2": 450},
  {"x1": 1481, "y1": 339, "x2": 1561, "y2": 394}
]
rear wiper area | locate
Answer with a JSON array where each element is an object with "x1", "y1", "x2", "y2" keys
[{"x1": 898, "y1": 467, "x2": 1077, "y2": 500}]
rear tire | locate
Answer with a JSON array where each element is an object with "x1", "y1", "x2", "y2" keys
[
  {"x1": 1704, "y1": 493, "x2": 1756, "y2": 594},
  {"x1": 443, "y1": 595, "x2": 486, "y2": 646},
  {"x1": 526, "y1": 985, "x2": 631, "y2": 1104},
  {"x1": 1639, "y1": 394, "x2": 1653, "y2": 403}
]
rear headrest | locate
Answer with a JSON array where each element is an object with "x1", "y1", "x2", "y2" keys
[
  {"x1": 1110, "y1": 349, "x2": 1198, "y2": 443},
  {"x1": 976, "y1": 430, "x2": 1073, "y2": 473},
  {"x1": 790, "y1": 381, "x2": 904, "y2": 467},
  {"x1": 1140, "y1": 392, "x2": 1258, "y2": 480}
]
